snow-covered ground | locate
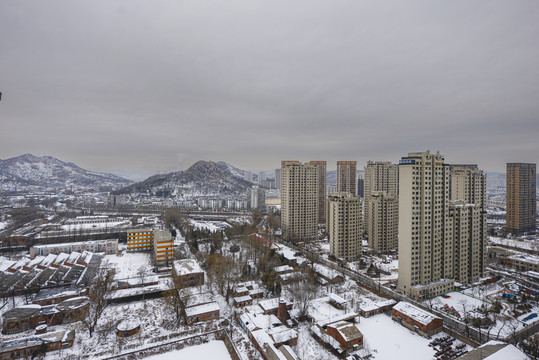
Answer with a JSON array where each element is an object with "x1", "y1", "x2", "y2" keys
[
  {"x1": 144, "y1": 340, "x2": 232, "y2": 360},
  {"x1": 357, "y1": 314, "x2": 436, "y2": 360},
  {"x1": 101, "y1": 252, "x2": 154, "y2": 279},
  {"x1": 431, "y1": 291, "x2": 489, "y2": 318}
]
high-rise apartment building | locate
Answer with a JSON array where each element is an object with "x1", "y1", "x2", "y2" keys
[
  {"x1": 398, "y1": 151, "x2": 488, "y2": 298},
  {"x1": 506, "y1": 163, "x2": 537, "y2": 235},
  {"x1": 398, "y1": 151, "x2": 453, "y2": 298},
  {"x1": 450, "y1": 164, "x2": 487, "y2": 276},
  {"x1": 337, "y1": 161, "x2": 357, "y2": 195},
  {"x1": 258, "y1": 171, "x2": 266, "y2": 185},
  {"x1": 447, "y1": 201, "x2": 482, "y2": 283},
  {"x1": 248, "y1": 185, "x2": 266, "y2": 209},
  {"x1": 327, "y1": 193, "x2": 362, "y2": 260},
  {"x1": 357, "y1": 172, "x2": 365, "y2": 198},
  {"x1": 366, "y1": 191, "x2": 398, "y2": 253},
  {"x1": 364, "y1": 161, "x2": 398, "y2": 200},
  {"x1": 281, "y1": 161, "x2": 319, "y2": 241},
  {"x1": 364, "y1": 161, "x2": 399, "y2": 252},
  {"x1": 275, "y1": 168, "x2": 282, "y2": 189},
  {"x1": 310, "y1": 161, "x2": 327, "y2": 224}
]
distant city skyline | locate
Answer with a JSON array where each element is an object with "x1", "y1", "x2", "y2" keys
[{"x1": 1, "y1": 1, "x2": 538, "y2": 175}]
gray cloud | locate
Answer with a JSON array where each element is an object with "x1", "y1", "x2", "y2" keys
[{"x1": 1, "y1": 0, "x2": 538, "y2": 175}]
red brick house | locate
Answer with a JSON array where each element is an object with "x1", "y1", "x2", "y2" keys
[
  {"x1": 185, "y1": 302, "x2": 220, "y2": 325},
  {"x1": 326, "y1": 321, "x2": 363, "y2": 350},
  {"x1": 392, "y1": 302, "x2": 443, "y2": 337}
]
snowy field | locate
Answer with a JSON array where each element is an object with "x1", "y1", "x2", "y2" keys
[
  {"x1": 144, "y1": 341, "x2": 232, "y2": 360},
  {"x1": 101, "y1": 252, "x2": 154, "y2": 279},
  {"x1": 431, "y1": 291, "x2": 489, "y2": 317},
  {"x1": 357, "y1": 314, "x2": 436, "y2": 360}
]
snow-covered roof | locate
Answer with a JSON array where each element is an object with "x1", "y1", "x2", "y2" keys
[
  {"x1": 41, "y1": 253, "x2": 57, "y2": 267},
  {"x1": 185, "y1": 302, "x2": 220, "y2": 317},
  {"x1": 0, "y1": 330, "x2": 74, "y2": 353},
  {"x1": 268, "y1": 327, "x2": 298, "y2": 344},
  {"x1": 117, "y1": 319, "x2": 141, "y2": 331},
  {"x1": 328, "y1": 293, "x2": 347, "y2": 305},
  {"x1": 107, "y1": 283, "x2": 168, "y2": 300},
  {"x1": 235, "y1": 286, "x2": 249, "y2": 293},
  {"x1": 458, "y1": 340, "x2": 527, "y2": 360},
  {"x1": 240, "y1": 312, "x2": 282, "y2": 332},
  {"x1": 0, "y1": 257, "x2": 16, "y2": 272},
  {"x1": 313, "y1": 263, "x2": 343, "y2": 280},
  {"x1": 273, "y1": 265, "x2": 294, "y2": 273},
  {"x1": 259, "y1": 298, "x2": 292, "y2": 312},
  {"x1": 65, "y1": 252, "x2": 81, "y2": 264},
  {"x1": 393, "y1": 302, "x2": 441, "y2": 326},
  {"x1": 358, "y1": 299, "x2": 396, "y2": 312},
  {"x1": 317, "y1": 313, "x2": 359, "y2": 328},
  {"x1": 327, "y1": 321, "x2": 363, "y2": 342},
  {"x1": 234, "y1": 295, "x2": 252, "y2": 303},
  {"x1": 9, "y1": 257, "x2": 31, "y2": 271},
  {"x1": 52, "y1": 252, "x2": 69, "y2": 266},
  {"x1": 174, "y1": 259, "x2": 204, "y2": 276},
  {"x1": 33, "y1": 286, "x2": 84, "y2": 302}
]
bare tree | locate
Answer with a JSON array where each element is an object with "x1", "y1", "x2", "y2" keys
[
  {"x1": 207, "y1": 253, "x2": 236, "y2": 300},
  {"x1": 163, "y1": 268, "x2": 192, "y2": 326},
  {"x1": 289, "y1": 281, "x2": 317, "y2": 320},
  {"x1": 82, "y1": 268, "x2": 116, "y2": 337}
]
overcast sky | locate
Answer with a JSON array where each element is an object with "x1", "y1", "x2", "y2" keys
[{"x1": 1, "y1": 1, "x2": 538, "y2": 177}]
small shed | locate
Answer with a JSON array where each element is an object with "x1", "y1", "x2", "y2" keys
[{"x1": 117, "y1": 319, "x2": 141, "y2": 337}]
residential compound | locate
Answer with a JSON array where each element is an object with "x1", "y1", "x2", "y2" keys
[
  {"x1": 364, "y1": 161, "x2": 399, "y2": 252},
  {"x1": 337, "y1": 161, "x2": 357, "y2": 195},
  {"x1": 506, "y1": 163, "x2": 536, "y2": 236},
  {"x1": 327, "y1": 193, "x2": 362, "y2": 260},
  {"x1": 280, "y1": 161, "x2": 319, "y2": 242},
  {"x1": 398, "y1": 151, "x2": 487, "y2": 298},
  {"x1": 310, "y1": 161, "x2": 327, "y2": 224},
  {"x1": 127, "y1": 228, "x2": 173, "y2": 266}
]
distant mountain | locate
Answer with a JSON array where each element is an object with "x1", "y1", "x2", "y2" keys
[
  {"x1": 115, "y1": 160, "x2": 253, "y2": 197},
  {"x1": 0, "y1": 154, "x2": 132, "y2": 190}
]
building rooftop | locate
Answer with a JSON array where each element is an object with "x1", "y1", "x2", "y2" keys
[
  {"x1": 173, "y1": 259, "x2": 203, "y2": 276},
  {"x1": 185, "y1": 302, "x2": 220, "y2": 317},
  {"x1": 393, "y1": 302, "x2": 441, "y2": 326},
  {"x1": 327, "y1": 321, "x2": 363, "y2": 342}
]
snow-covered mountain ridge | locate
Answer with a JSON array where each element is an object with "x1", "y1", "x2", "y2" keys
[
  {"x1": 114, "y1": 160, "x2": 253, "y2": 197},
  {"x1": 0, "y1": 154, "x2": 132, "y2": 190}
]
